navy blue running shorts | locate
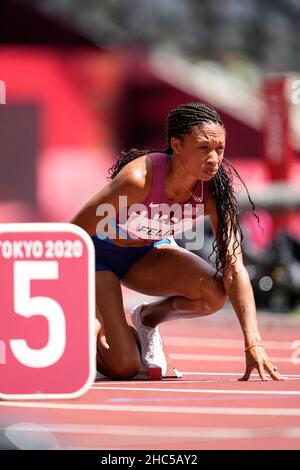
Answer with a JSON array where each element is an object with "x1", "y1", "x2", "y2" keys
[{"x1": 91, "y1": 235, "x2": 176, "y2": 278}]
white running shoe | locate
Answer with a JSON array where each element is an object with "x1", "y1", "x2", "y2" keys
[{"x1": 131, "y1": 303, "x2": 167, "y2": 376}]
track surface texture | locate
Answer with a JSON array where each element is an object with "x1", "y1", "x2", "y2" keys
[{"x1": 1, "y1": 307, "x2": 300, "y2": 450}]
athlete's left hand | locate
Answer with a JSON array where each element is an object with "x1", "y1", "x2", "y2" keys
[{"x1": 238, "y1": 345, "x2": 285, "y2": 381}]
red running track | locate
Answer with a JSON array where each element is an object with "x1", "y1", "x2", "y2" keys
[{"x1": 0, "y1": 310, "x2": 300, "y2": 450}]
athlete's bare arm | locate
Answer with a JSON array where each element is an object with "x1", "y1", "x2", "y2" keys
[
  {"x1": 69, "y1": 155, "x2": 152, "y2": 244},
  {"x1": 205, "y1": 189, "x2": 284, "y2": 381}
]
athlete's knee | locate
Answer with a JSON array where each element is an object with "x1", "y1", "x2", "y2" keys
[
  {"x1": 188, "y1": 296, "x2": 226, "y2": 316},
  {"x1": 207, "y1": 274, "x2": 227, "y2": 313},
  {"x1": 208, "y1": 292, "x2": 227, "y2": 313},
  {"x1": 108, "y1": 356, "x2": 141, "y2": 380},
  {"x1": 191, "y1": 274, "x2": 227, "y2": 314},
  {"x1": 187, "y1": 272, "x2": 226, "y2": 305}
]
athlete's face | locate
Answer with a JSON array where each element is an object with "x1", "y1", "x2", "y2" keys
[{"x1": 171, "y1": 122, "x2": 226, "y2": 181}]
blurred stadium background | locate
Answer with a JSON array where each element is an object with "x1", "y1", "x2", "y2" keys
[{"x1": 1, "y1": 0, "x2": 300, "y2": 312}]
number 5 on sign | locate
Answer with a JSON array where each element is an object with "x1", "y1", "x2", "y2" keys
[{"x1": 0, "y1": 223, "x2": 95, "y2": 399}]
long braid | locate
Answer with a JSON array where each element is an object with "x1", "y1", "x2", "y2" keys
[
  {"x1": 107, "y1": 102, "x2": 259, "y2": 276},
  {"x1": 209, "y1": 161, "x2": 242, "y2": 274},
  {"x1": 107, "y1": 148, "x2": 155, "y2": 181}
]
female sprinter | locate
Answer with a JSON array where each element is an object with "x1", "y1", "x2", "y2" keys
[{"x1": 70, "y1": 102, "x2": 283, "y2": 382}]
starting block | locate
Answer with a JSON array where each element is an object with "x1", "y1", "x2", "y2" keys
[
  {"x1": 96, "y1": 352, "x2": 182, "y2": 381},
  {"x1": 133, "y1": 363, "x2": 182, "y2": 380},
  {"x1": 95, "y1": 362, "x2": 182, "y2": 381}
]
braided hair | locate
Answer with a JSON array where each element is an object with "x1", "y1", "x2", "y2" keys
[{"x1": 108, "y1": 102, "x2": 257, "y2": 276}]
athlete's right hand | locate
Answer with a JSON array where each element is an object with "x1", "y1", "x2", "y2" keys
[
  {"x1": 98, "y1": 327, "x2": 110, "y2": 350},
  {"x1": 95, "y1": 319, "x2": 110, "y2": 350}
]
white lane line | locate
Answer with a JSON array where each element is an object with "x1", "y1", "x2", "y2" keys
[
  {"x1": 93, "y1": 380, "x2": 295, "y2": 386},
  {"x1": 91, "y1": 385, "x2": 300, "y2": 395},
  {"x1": 0, "y1": 402, "x2": 300, "y2": 416},
  {"x1": 180, "y1": 372, "x2": 300, "y2": 378},
  {"x1": 2, "y1": 423, "x2": 300, "y2": 440},
  {"x1": 164, "y1": 337, "x2": 294, "y2": 350},
  {"x1": 95, "y1": 373, "x2": 300, "y2": 383},
  {"x1": 169, "y1": 353, "x2": 292, "y2": 363}
]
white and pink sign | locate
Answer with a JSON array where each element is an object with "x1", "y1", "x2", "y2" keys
[{"x1": 0, "y1": 223, "x2": 95, "y2": 400}]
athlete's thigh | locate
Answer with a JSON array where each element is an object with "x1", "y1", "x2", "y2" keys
[{"x1": 121, "y1": 244, "x2": 221, "y2": 299}]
